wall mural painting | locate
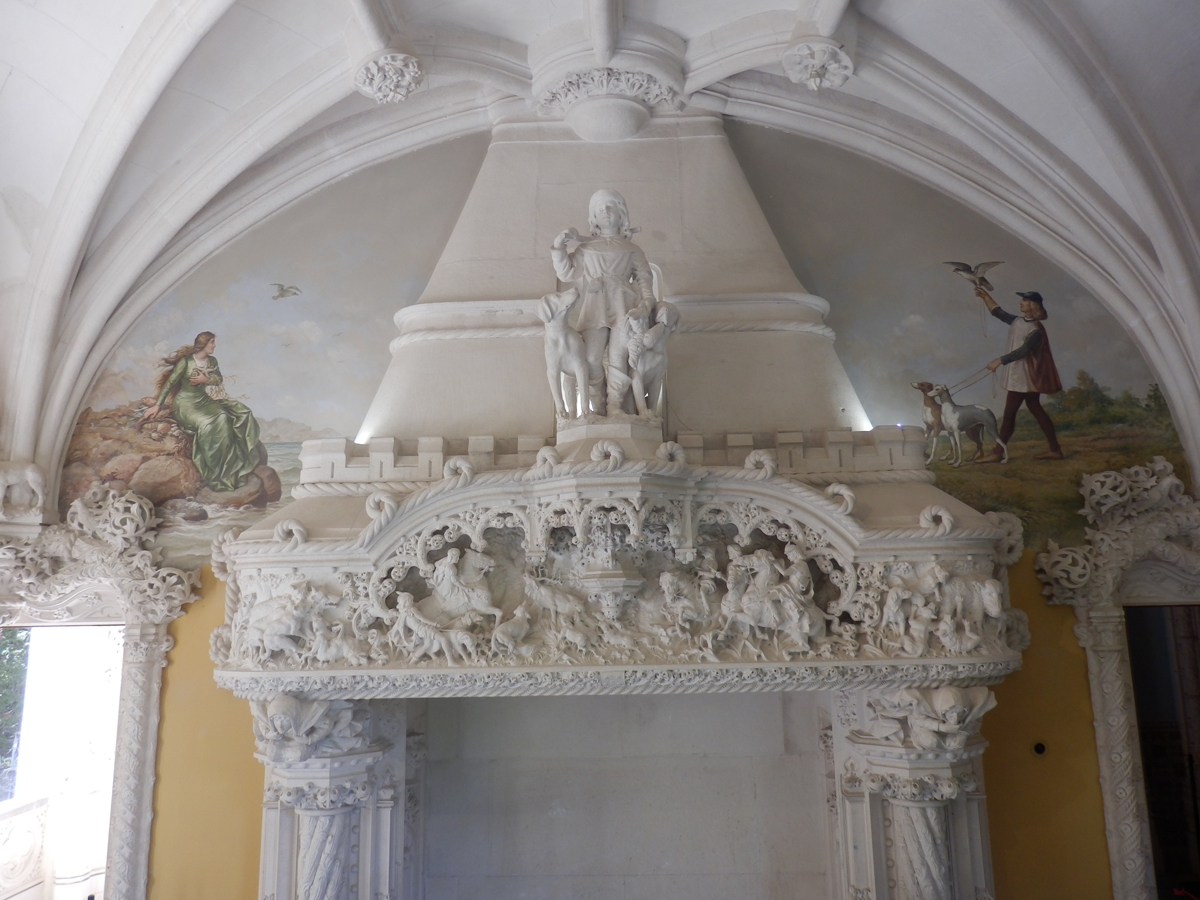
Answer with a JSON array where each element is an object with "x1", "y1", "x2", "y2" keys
[
  {"x1": 60, "y1": 259, "x2": 1188, "y2": 566},
  {"x1": 56, "y1": 134, "x2": 1188, "y2": 567},
  {"x1": 902, "y1": 261, "x2": 1186, "y2": 548},
  {"x1": 60, "y1": 280, "x2": 368, "y2": 569}
]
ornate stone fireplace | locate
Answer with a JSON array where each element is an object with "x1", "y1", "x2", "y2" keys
[{"x1": 207, "y1": 111, "x2": 1026, "y2": 900}]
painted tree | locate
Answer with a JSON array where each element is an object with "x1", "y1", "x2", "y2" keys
[{"x1": 0, "y1": 628, "x2": 30, "y2": 800}]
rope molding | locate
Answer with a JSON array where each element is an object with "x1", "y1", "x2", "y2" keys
[
  {"x1": 289, "y1": 466, "x2": 933, "y2": 499},
  {"x1": 388, "y1": 318, "x2": 836, "y2": 353}
]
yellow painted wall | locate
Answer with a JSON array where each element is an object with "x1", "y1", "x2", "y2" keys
[
  {"x1": 148, "y1": 567, "x2": 261, "y2": 900},
  {"x1": 144, "y1": 556, "x2": 1116, "y2": 899},
  {"x1": 983, "y1": 549, "x2": 1113, "y2": 898}
]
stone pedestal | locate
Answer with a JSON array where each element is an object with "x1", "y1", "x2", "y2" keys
[{"x1": 555, "y1": 414, "x2": 664, "y2": 461}]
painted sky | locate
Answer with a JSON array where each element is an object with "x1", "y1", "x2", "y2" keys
[
  {"x1": 85, "y1": 134, "x2": 490, "y2": 436},
  {"x1": 84, "y1": 125, "x2": 1160, "y2": 441}
]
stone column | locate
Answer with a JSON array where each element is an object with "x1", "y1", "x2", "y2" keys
[
  {"x1": 105, "y1": 623, "x2": 177, "y2": 900},
  {"x1": 834, "y1": 687, "x2": 997, "y2": 900},
  {"x1": 253, "y1": 696, "x2": 399, "y2": 900}
]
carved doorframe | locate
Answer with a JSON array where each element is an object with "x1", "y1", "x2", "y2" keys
[
  {"x1": 1036, "y1": 456, "x2": 1200, "y2": 900},
  {"x1": 0, "y1": 487, "x2": 198, "y2": 900}
]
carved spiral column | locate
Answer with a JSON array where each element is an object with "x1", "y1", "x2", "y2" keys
[{"x1": 834, "y1": 688, "x2": 996, "y2": 900}]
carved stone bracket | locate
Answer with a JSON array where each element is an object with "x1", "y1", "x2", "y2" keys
[
  {"x1": 1035, "y1": 456, "x2": 1194, "y2": 900},
  {"x1": 0, "y1": 460, "x2": 46, "y2": 534},
  {"x1": 0, "y1": 486, "x2": 200, "y2": 900}
]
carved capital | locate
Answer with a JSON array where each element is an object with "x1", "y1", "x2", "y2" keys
[
  {"x1": 264, "y1": 778, "x2": 374, "y2": 810},
  {"x1": 781, "y1": 37, "x2": 854, "y2": 90},
  {"x1": 354, "y1": 50, "x2": 423, "y2": 103},
  {"x1": 123, "y1": 626, "x2": 174, "y2": 666},
  {"x1": 537, "y1": 67, "x2": 681, "y2": 116},
  {"x1": 252, "y1": 696, "x2": 370, "y2": 763},
  {"x1": 852, "y1": 686, "x2": 996, "y2": 752},
  {"x1": 842, "y1": 761, "x2": 975, "y2": 802}
]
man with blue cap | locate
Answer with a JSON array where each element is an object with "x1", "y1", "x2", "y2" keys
[{"x1": 976, "y1": 287, "x2": 1064, "y2": 460}]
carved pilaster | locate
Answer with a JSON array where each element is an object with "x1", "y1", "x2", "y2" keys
[
  {"x1": 1073, "y1": 605, "x2": 1153, "y2": 900},
  {"x1": 107, "y1": 623, "x2": 173, "y2": 900},
  {"x1": 0, "y1": 486, "x2": 199, "y2": 900},
  {"x1": 1035, "y1": 456, "x2": 1190, "y2": 900},
  {"x1": 834, "y1": 687, "x2": 996, "y2": 900},
  {"x1": 254, "y1": 697, "x2": 397, "y2": 900}
]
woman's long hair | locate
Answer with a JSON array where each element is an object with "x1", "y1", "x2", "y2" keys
[{"x1": 153, "y1": 331, "x2": 215, "y2": 398}]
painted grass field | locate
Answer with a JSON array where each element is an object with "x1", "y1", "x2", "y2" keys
[{"x1": 930, "y1": 414, "x2": 1188, "y2": 549}]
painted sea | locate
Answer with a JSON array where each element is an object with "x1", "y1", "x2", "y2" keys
[{"x1": 153, "y1": 442, "x2": 304, "y2": 570}]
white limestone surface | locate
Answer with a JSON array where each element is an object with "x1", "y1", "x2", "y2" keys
[
  {"x1": 423, "y1": 692, "x2": 833, "y2": 900},
  {"x1": 359, "y1": 115, "x2": 871, "y2": 443}
]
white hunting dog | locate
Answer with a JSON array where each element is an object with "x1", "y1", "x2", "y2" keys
[
  {"x1": 535, "y1": 288, "x2": 590, "y2": 419},
  {"x1": 927, "y1": 384, "x2": 1008, "y2": 466}
]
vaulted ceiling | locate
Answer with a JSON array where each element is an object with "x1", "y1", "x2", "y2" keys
[{"x1": 3, "y1": 0, "x2": 1199, "y2": 504}]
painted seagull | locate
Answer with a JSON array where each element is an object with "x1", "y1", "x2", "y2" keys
[
  {"x1": 942, "y1": 260, "x2": 1004, "y2": 291},
  {"x1": 270, "y1": 283, "x2": 302, "y2": 299}
]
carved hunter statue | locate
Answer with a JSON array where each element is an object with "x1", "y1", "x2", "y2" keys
[{"x1": 548, "y1": 189, "x2": 678, "y2": 419}]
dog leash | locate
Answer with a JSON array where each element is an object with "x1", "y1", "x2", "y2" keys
[{"x1": 946, "y1": 366, "x2": 990, "y2": 392}]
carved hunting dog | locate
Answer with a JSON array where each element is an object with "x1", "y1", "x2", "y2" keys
[{"x1": 536, "y1": 288, "x2": 590, "y2": 419}]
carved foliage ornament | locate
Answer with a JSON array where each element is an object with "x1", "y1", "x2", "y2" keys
[
  {"x1": 781, "y1": 37, "x2": 854, "y2": 90},
  {"x1": 354, "y1": 51, "x2": 424, "y2": 104},
  {"x1": 211, "y1": 466, "x2": 1026, "y2": 683},
  {"x1": 0, "y1": 486, "x2": 198, "y2": 625},
  {"x1": 1036, "y1": 456, "x2": 1194, "y2": 609},
  {"x1": 263, "y1": 779, "x2": 373, "y2": 811},
  {"x1": 538, "y1": 67, "x2": 682, "y2": 115}
]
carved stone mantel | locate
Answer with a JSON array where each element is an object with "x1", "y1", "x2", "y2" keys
[
  {"x1": 0, "y1": 486, "x2": 200, "y2": 900},
  {"x1": 1036, "y1": 455, "x2": 1198, "y2": 900},
  {"x1": 211, "y1": 445, "x2": 1024, "y2": 899},
  {"x1": 211, "y1": 456, "x2": 1028, "y2": 700}
]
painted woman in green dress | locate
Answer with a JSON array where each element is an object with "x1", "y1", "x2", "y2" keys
[{"x1": 139, "y1": 331, "x2": 262, "y2": 493}]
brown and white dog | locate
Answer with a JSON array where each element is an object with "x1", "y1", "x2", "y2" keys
[{"x1": 911, "y1": 381, "x2": 986, "y2": 466}]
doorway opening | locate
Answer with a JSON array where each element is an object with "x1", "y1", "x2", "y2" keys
[{"x1": 1127, "y1": 604, "x2": 1200, "y2": 899}]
